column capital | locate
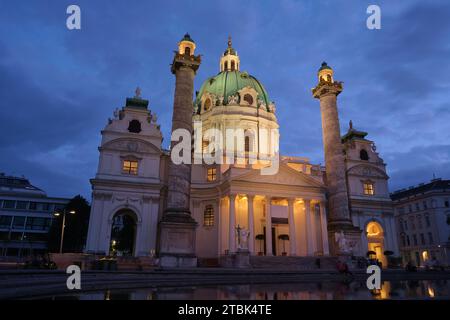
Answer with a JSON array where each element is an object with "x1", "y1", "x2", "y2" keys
[
  {"x1": 312, "y1": 81, "x2": 343, "y2": 99},
  {"x1": 171, "y1": 52, "x2": 201, "y2": 74}
]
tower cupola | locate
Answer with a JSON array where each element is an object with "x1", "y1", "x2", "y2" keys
[
  {"x1": 220, "y1": 36, "x2": 240, "y2": 72},
  {"x1": 318, "y1": 61, "x2": 334, "y2": 83},
  {"x1": 178, "y1": 33, "x2": 196, "y2": 56}
]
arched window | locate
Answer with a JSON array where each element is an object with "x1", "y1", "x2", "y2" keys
[
  {"x1": 128, "y1": 120, "x2": 142, "y2": 133},
  {"x1": 360, "y1": 149, "x2": 369, "y2": 161},
  {"x1": 204, "y1": 98, "x2": 211, "y2": 111},
  {"x1": 231, "y1": 61, "x2": 235, "y2": 71},
  {"x1": 245, "y1": 136, "x2": 251, "y2": 152},
  {"x1": 203, "y1": 205, "x2": 214, "y2": 227},
  {"x1": 224, "y1": 61, "x2": 228, "y2": 70},
  {"x1": 243, "y1": 94, "x2": 253, "y2": 106},
  {"x1": 184, "y1": 47, "x2": 191, "y2": 55}
]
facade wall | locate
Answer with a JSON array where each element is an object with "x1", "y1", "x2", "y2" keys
[
  {"x1": 85, "y1": 100, "x2": 164, "y2": 257},
  {"x1": 392, "y1": 183, "x2": 450, "y2": 267}
]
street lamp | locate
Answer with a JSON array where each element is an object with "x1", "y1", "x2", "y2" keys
[{"x1": 54, "y1": 208, "x2": 76, "y2": 254}]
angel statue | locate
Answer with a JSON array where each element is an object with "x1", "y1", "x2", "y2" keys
[
  {"x1": 236, "y1": 225, "x2": 250, "y2": 250},
  {"x1": 258, "y1": 98, "x2": 266, "y2": 109},
  {"x1": 268, "y1": 102, "x2": 276, "y2": 113}
]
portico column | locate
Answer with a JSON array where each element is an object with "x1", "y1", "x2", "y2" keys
[
  {"x1": 265, "y1": 197, "x2": 273, "y2": 256},
  {"x1": 288, "y1": 198, "x2": 297, "y2": 256},
  {"x1": 319, "y1": 201, "x2": 330, "y2": 255},
  {"x1": 229, "y1": 194, "x2": 237, "y2": 253},
  {"x1": 305, "y1": 199, "x2": 314, "y2": 256},
  {"x1": 247, "y1": 195, "x2": 255, "y2": 254}
]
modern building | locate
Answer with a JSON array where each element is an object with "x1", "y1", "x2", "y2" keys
[
  {"x1": 391, "y1": 178, "x2": 450, "y2": 267},
  {"x1": 85, "y1": 35, "x2": 399, "y2": 266},
  {"x1": 0, "y1": 173, "x2": 70, "y2": 257}
]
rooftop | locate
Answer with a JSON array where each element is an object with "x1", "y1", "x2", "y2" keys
[{"x1": 390, "y1": 178, "x2": 450, "y2": 200}]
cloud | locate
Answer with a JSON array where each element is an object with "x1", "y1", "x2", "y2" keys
[{"x1": 0, "y1": 0, "x2": 449, "y2": 199}]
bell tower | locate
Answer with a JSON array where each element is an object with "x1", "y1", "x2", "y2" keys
[
  {"x1": 159, "y1": 33, "x2": 201, "y2": 267},
  {"x1": 312, "y1": 62, "x2": 361, "y2": 256}
]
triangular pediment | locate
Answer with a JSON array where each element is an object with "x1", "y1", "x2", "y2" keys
[{"x1": 231, "y1": 163, "x2": 324, "y2": 188}]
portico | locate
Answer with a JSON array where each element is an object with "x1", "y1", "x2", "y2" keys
[{"x1": 218, "y1": 192, "x2": 329, "y2": 257}]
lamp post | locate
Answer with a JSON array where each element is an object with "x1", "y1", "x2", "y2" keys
[{"x1": 54, "y1": 209, "x2": 76, "y2": 254}]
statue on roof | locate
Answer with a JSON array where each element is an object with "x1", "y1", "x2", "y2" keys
[
  {"x1": 349, "y1": 120, "x2": 353, "y2": 130},
  {"x1": 135, "y1": 86, "x2": 142, "y2": 98}
]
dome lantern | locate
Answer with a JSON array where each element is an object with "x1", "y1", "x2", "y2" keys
[{"x1": 220, "y1": 36, "x2": 240, "y2": 72}]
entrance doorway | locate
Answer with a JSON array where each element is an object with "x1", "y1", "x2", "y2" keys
[
  {"x1": 366, "y1": 221, "x2": 387, "y2": 268},
  {"x1": 109, "y1": 209, "x2": 137, "y2": 256}
]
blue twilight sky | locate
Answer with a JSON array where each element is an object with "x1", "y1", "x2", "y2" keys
[{"x1": 0, "y1": 0, "x2": 449, "y2": 200}]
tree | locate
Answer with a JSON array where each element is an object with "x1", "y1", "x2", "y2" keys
[
  {"x1": 47, "y1": 195, "x2": 91, "y2": 253},
  {"x1": 278, "y1": 234, "x2": 289, "y2": 255},
  {"x1": 255, "y1": 234, "x2": 265, "y2": 255}
]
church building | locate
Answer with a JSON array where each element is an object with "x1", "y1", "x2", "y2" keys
[{"x1": 85, "y1": 34, "x2": 399, "y2": 267}]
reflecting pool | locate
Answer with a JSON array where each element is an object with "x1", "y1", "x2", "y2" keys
[{"x1": 36, "y1": 280, "x2": 450, "y2": 300}]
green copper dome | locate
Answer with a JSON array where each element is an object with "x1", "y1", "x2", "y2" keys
[{"x1": 194, "y1": 70, "x2": 271, "y2": 113}]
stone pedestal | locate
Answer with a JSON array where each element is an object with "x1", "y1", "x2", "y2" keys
[
  {"x1": 159, "y1": 215, "x2": 198, "y2": 267},
  {"x1": 234, "y1": 249, "x2": 251, "y2": 269}
]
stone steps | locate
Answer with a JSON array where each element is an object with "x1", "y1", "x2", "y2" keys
[{"x1": 250, "y1": 256, "x2": 338, "y2": 270}]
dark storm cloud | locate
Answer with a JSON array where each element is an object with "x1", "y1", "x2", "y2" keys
[{"x1": 0, "y1": 0, "x2": 449, "y2": 199}]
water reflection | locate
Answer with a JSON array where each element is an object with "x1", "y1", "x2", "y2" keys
[{"x1": 44, "y1": 280, "x2": 450, "y2": 300}]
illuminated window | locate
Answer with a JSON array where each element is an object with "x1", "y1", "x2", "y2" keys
[
  {"x1": 204, "y1": 98, "x2": 211, "y2": 111},
  {"x1": 203, "y1": 205, "x2": 214, "y2": 227},
  {"x1": 245, "y1": 136, "x2": 251, "y2": 152},
  {"x1": 207, "y1": 168, "x2": 217, "y2": 182},
  {"x1": 363, "y1": 182, "x2": 374, "y2": 195},
  {"x1": 122, "y1": 160, "x2": 138, "y2": 175}
]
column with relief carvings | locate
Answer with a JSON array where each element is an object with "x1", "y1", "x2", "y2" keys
[{"x1": 159, "y1": 34, "x2": 201, "y2": 267}]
